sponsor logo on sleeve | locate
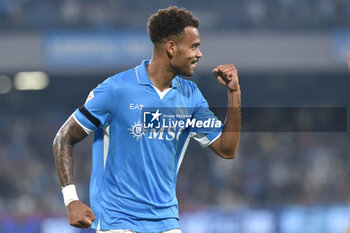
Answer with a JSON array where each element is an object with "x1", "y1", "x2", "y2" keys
[{"x1": 85, "y1": 91, "x2": 94, "y2": 104}]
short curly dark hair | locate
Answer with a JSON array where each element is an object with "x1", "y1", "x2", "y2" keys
[{"x1": 147, "y1": 6, "x2": 199, "y2": 44}]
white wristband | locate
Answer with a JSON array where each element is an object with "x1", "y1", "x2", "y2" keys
[{"x1": 62, "y1": 184, "x2": 79, "y2": 206}]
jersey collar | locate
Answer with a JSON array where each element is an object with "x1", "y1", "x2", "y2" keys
[{"x1": 136, "y1": 59, "x2": 180, "y2": 89}]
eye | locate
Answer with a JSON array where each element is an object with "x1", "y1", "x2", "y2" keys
[{"x1": 192, "y1": 44, "x2": 199, "y2": 50}]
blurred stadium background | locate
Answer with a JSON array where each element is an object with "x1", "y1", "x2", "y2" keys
[{"x1": 1, "y1": 0, "x2": 350, "y2": 233}]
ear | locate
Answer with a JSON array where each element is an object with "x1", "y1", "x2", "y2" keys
[{"x1": 165, "y1": 41, "x2": 176, "y2": 59}]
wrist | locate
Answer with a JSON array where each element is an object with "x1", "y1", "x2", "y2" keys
[
  {"x1": 228, "y1": 89, "x2": 241, "y2": 108},
  {"x1": 228, "y1": 87, "x2": 240, "y2": 93},
  {"x1": 62, "y1": 184, "x2": 79, "y2": 206},
  {"x1": 228, "y1": 89, "x2": 241, "y2": 98}
]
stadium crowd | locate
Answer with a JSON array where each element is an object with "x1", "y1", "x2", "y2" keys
[
  {"x1": 0, "y1": 73, "x2": 349, "y2": 215},
  {"x1": 0, "y1": 0, "x2": 349, "y2": 30}
]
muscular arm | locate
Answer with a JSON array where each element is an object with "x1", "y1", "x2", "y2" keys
[
  {"x1": 53, "y1": 116, "x2": 88, "y2": 187},
  {"x1": 53, "y1": 115, "x2": 96, "y2": 228},
  {"x1": 210, "y1": 90, "x2": 241, "y2": 159},
  {"x1": 209, "y1": 64, "x2": 241, "y2": 159}
]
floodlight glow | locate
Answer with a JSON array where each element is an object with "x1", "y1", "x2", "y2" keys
[
  {"x1": 14, "y1": 72, "x2": 49, "y2": 90},
  {"x1": 0, "y1": 75, "x2": 12, "y2": 94}
]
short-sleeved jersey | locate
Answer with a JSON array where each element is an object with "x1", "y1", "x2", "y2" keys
[{"x1": 73, "y1": 60, "x2": 222, "y2": 232}]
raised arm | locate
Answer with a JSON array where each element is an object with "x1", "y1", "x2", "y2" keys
[
  {"x1": 53, "y1": 115, "x2": 96, "y2": 228},
  {"x1": 209, "y1": 64, "x2": 241, "y2": 159}
]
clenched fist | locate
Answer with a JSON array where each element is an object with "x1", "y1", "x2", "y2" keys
[
  {"x1": 67, "y1": 200, "x2": 96, "y2": 228},
  {"x1": 212, "y1": 64, "x2": 240, "y2": 92}
]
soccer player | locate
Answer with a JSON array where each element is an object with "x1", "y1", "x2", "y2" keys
[{"x1": 53, "y1": 6, "x2": 241, "y2": 233}]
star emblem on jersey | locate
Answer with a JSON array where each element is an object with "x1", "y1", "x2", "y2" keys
[
  {"x1": 151, "y1": 109, "x2": 162, "y2": 122},
  {"x1": 128, "y1": 120, "x2": 145, "y2": 141},
  {"x1": 143, "y1": 109, "x2": 162, "y2": 129}
]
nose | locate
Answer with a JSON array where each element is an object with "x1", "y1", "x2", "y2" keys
[{"x1": 196, "y1": 48, "x2": 202, "y2": 58}]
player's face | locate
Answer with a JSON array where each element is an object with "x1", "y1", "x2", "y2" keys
[{"x1": 171, "y1": 26, "x2": 202, "y2": 76}]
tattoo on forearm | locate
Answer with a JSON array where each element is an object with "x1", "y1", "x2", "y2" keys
[{"x1": 53, "y1": 117, "x2": 88, "y2": 187}]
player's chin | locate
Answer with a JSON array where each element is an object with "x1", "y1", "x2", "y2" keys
[
  {"x1": 181, "y1": 67, "x2": 196, "y2": 76},
  {"x1": 181, "y1": 71, "x2": 194, "y2": 77}
]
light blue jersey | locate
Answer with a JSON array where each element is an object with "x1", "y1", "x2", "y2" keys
[{"x1": 73, "y1": 60, "x2": 222, "y2": 232}]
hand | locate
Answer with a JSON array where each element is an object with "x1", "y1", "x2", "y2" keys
[
  {"x1": 66, "y1": 200, "x2": 96, "y2": 228},
  {"x1": 212, "y1": 64, "x2": 240, "y2": 92}
]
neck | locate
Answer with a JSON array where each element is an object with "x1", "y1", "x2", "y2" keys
[{"x1": 146, "y1": 54, "x2": 175, "y2": 91}]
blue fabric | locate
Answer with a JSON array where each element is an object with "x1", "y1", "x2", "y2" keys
[{"x1": 73, "y1": 60, "x2": 222, "y2": 232}]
